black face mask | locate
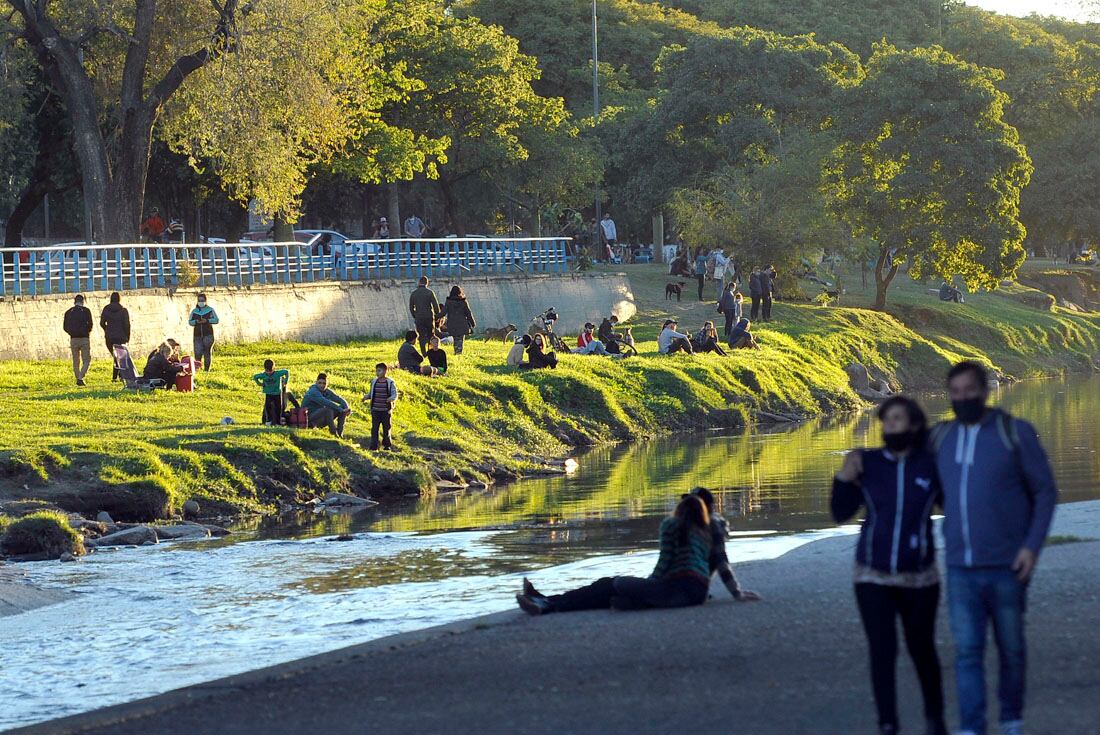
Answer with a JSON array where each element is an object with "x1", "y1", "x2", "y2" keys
[
  {"x1": 883, "y1": 431, "x2": 916, "y2": 452},
  {"x1": 952, "y1": 397, "x2": 986, "y2": 424}
]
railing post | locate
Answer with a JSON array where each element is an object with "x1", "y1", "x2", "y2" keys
[
  {"x1": 13, "y1": 251, "x2": 22, "y2": 296},
  {"x1": 128, "y1": 247, "x2": 137, "y2": 289},
  {"x1": 169, "y1": 247, "x2": 178, "y2": 287},
  {"x1": 113, "y1": 248, "x2": 122, "y2": 291},
  {"x1": 248, "y1": 247, "x2": 257, "y2": 285},
  {"x1": 86, "y1": 250, "x2": 95, "y2": 292},
  {"x1": 156, "y1": 248, "x2": 165, "y2": 287},
  {"x1": 141, "y1": 247, "x2": 151, "y2": 288},
  {"x1": 235, "y1": 247, "x2": 244, "y2": 287},
  {"x1": 28, "y1": 250, "x2": 37, "y2": 296},
  {"x1": 0, "y1": 252, "x2": 6, "y2": 297}
]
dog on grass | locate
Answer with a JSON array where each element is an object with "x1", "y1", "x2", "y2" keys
[
  {"x1": 665, "y1": 281, "x2": 687, "y2": 301},
  {"x1": 483, "y1": 324, "x2": 518, "y2": 342}
]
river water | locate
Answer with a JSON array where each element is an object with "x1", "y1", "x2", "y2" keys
[{"x1": 2, "y1": 376, "x2": 1098, "y2": 730}]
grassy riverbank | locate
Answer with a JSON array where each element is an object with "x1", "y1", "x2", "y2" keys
[{"x1": 2, "y1": 261, "x2": 1098, "y2": 525}]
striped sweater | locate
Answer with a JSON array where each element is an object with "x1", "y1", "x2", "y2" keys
[{"x1": 649, "y1": 517, "x2": 712, "y2": 581}]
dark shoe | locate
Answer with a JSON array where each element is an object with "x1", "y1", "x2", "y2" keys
[
  {"x1": 382, "y1": 444, "x2": 393, "y2": 451},
  {"x1": 522, "y1": 577, "x2": 546, "y2": 599},
  {"x1": 76, "y1": 379, "x2": 86, "y2": 387},
  {"x1": 925, "y1": 718, "x2": 948, "y2": 735},
  {"x1": 369, "y1": 443, "x2": 379, "y2": 451},
  {"x1": 516, "y1": 593, "x2": 551, "y2": 616}
]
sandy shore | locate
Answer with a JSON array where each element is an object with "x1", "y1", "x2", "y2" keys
[
  {"x1": 9, "y1": 501, "x2": 1100, "y2": 735},
  {"x1": 0, "y1": 563, "x2": 73, "y2": 618}
]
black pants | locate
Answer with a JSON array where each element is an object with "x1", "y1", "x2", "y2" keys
[
  {"x1": 547, "y1": 575, "x2": 709, "y2": 613},
  {"x1": 309, "y1": 407, "x2": 346, "y2": 438},
  {"x1": 762, "y1": 295, "x2": 773, "y2": 321},
  {"x1": 262, "y1": 394, "x2": 282, "y2": 425},
  {"x1": 666, "y1": 337, "x2": 693, "y2": 355},
  {"x1": 697, "y1": 275, "x2": 705, "y2": 300},
  {"x1": 370, "y1": 409, "x2": 392, "y2": 449},
  {"x1": 722, "y1": 310, "x2": 736, "y2": 336},
  {"x1": 750, "y1": 296, "x2": 761, "y2": 320},
  {"x1": 415, "y1": 319, "x2": 435, "y2": 353},
  {"x1": 696, "y1": 339, "x2": 727, "y2": 356},
  {"x1": 855, "y1": 583, "x2": 944, "y2": 729}
]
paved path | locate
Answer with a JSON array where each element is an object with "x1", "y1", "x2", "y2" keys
[{"x1": 12, "y1": 503, "x2": 1100, "y2": 735}]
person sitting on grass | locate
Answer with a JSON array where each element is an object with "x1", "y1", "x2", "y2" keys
[
  {"x1": 516, "y1": 494, "x2": 713, "y2": 615},
  {"x1": 252, "y1": 359, "x2": 289, "y2": 426},
  {"x1": 143, "y1": 342, "x2": 187, "y2": 388},
  {"x1": 938, "y1": 281, "x2": 964, "y2": 304},
  {"x1": 574, "y1": 322, "x2": 609, "y2": 355},
  {"x1": 507, "y1": 335, "x2": 531, "y2": 368},
  {"x1": 692, "y1": 321, "x2": 727, "y2": 356},
  {"x1": 425, "y1": 336, "x2": 448, "y2": 374},
  {"x1": 527, "y1": 333, "x2": 558, "y2": 369},
  {"x1": 597, "y1": 315, "x2": 624, "y2": 354},
  {"x1": 398, "y1": 329, "x2": 438, "y2": 376},
  {"x1": 658, "y1": 319, "x2": 694, "y2": 355},
  {"x1": 727, "y1": 318, "x2": 759, "y2": 350},
  {"x1": 302, "y1": 372, "x2": 351, "y2": 438},
  {"x1": 363, "y1": 362, "x2": 398, "y2": 451}
]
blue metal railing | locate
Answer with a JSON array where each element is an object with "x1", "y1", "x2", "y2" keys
[{"x1": 0, "y1": 238, "x2": 572, "y2": 296}]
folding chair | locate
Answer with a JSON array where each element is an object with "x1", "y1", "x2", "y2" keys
[{"x1": 113, "y1": 344, "x2": 164, "y2": 391}]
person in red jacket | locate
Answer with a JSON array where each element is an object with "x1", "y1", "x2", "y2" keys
[{"x1": 574, "y1": 322, "x2": 609, "y2": 355}]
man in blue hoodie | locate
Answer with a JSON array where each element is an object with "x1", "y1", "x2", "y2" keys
[
  {"x1": 302, "y1": 373, "x2": 351, "y2": 438},
  {"x1": 932, "y1": 362, "x2": 1058, "y2": 735}
]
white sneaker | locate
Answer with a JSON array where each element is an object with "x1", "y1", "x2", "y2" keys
[{"x1": 1001, "y1": 721, "x2": 1023, "y2": 735}]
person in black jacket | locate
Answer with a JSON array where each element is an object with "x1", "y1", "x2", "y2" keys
[
  {"x1": 761, "y1": 265, "x2": 778, "y2": 322},
  {"x1": 526, "y1": 333, "x2": 558, "y2": 369},
  {"x1": 100, "y1": 292, "x2": 131, "y2": 382},
  {"x1": 832, "y1": 396, "x2": 947, "y2": 735},
  {"x1": 143, "y1": 343, "x2": 185, "y2": 388},
  {"x1": 442, "y1": 285, "x2": 476, "y2": 355},
  {"x1": 748, "y1": 266, "x2": 763, "y2": 320},
  {"x1": 63, "y1": 294, "x2": 94, "y2": 386}
]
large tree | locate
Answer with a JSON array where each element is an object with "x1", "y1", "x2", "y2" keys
[
  {"x1": 823, "y1": 43, "x2": 1032, "y2": 310},
  {"x1": 3, "y1": 0, "x2": 434, "y2": 243}
]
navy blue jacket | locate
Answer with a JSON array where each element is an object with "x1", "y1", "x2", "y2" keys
[{"x1": 832, "y1": 448, "x2": 942, "y2": 574}]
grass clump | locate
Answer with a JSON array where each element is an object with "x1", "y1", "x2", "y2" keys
[{"x1": 0, "y1": 510, "x2": 85, "y2": 558}]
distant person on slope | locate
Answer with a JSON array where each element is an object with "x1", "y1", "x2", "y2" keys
[
  {"x1": 409, "y1": 276, "x2": 441, "y2": 353},
  {"x1": 398, "y1": 330, "x2": 438, "y2": 376},
  {"x1": 833, "y1": 396, "x2": 948, "y2": 735},
  {"x1": 363, "y1": 362, "x2": 398, "y2": 451},
  {"x1": 692, "y1": 321, "x2": 727, "y2": 356},
  {"x1": 658, "y1": 319, "x2": 694, "y2": 355},
  {"x1": 100, "y1": 291, "x2": 131, "y2": 382},
  {"x1": 516, "y1": 495, "x2": 712, "y2": 614},
  {"x1": 63, "y1": 294, "x2": 94, "y2": 386},
  {"x1": 188, "y1": 293, "x2": 219, "y2": 371},
  {"x1": 694, "y1": 248, "x2": 708, "y2": 301},
  {"x1": 443, "y1": 285, "x2": 476, "y2": 355},
  {"x1": 599, "y1": 212, "x2": 617, "y2": 250},
  {"x1": 253, "y1": 359, "x2": 290, "y2": 426},
  {"x1": 302, "y1": 373, "x2": 351, "y2": 438}
]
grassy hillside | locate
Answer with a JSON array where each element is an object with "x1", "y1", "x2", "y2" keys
[{"x1": 2, "y1": 261, "x2": 1097, "y2": 525}]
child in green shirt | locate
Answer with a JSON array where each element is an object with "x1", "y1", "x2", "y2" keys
[{"x1": 253, "y1": 359, "x2": 289, "y2": 426}]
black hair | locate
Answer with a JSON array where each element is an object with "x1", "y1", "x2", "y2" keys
[
  {"x1": 690, "y1": 487, "x2": 716, "y2": 512},
  {"x1": 317, "y1": 372, "x2": 328, "y2": 381},
  {"x1": 263, "y1": 359, "x2": 274, "y2": 370},
  {"x1": 110, "y1": 292, "x2": 121, "y2": 303},
  {"x1": 418, "y1": 276, "x2": 429, "y2": 286},
  {"x1": 947, "y1": 360, "x2": 989, "y2": 389},
  {"x1": 877, "y1": 395, "x2": 929, "y2": 445},
  {"x1": 197, "y1": 293, "x2": 207, "y2": 300},
  {"x1": 375, "y1": 362, "x2": 388, "y2": 371},
  {"x1": 404, "y1": 330, "x2": 417, "y2": 342}
]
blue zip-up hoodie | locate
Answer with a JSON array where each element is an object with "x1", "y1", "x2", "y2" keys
[
  {"x1": 302, "y1": 384, "x2": 348, "y2": 414},
  {"x1": 832, "y1": 448, "x2": 941, "y2": 574},
  {"x1": 932, "y1": 409, "x2": 1058, "y2": 568}
]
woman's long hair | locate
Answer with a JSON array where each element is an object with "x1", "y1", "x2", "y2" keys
[
  {"x1": 673, "y1": 494, "x2": 710, "y2": 543},
  {"x1": 449, "y1": 285, "x2": 465, "y2": 300}
]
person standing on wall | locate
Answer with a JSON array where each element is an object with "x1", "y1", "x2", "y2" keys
[
  {"x1": 930, "y1": 361, "x2": 1058, "y2": 735},
  {"x1": 404, "y1": 214, "x2": 426, "y2": 238},
  {"x1": 409, "y1": 276, "x2": 441, "y2": 354},
  {"x1": 188, "y1": 293, "x2": 219, "y2": 372},
  {"x1": 443, "y1": 285, "x2": 476, "y2": 355},
  {"x1": 63, "y1": 294, "x2": 94, "y2": 386},
  {"x1": 100, "y1": 292, "x2": 130, "y2": 382}
]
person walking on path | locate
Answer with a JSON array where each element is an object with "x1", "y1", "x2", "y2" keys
[
  {"x1": 516, "y1": 495, "x2": 712, "y2": 615},
  {"x1": 188, "y1": 293, "x2": 219, "y2": 372},
  {"x1": 694, "y1": 249, "x2": 708, "y2": 301},
  {"x1": 409, "y1": 276, "x2": 441, "y2": 353},
  {"x1": 748, "y1": 267, "x2": 763, "y2": 320},
  {"x1": 443, "y1": 285, "x2": 475, "y2": 355},
  {"x1": 64, "y1": 294, "x2": 93, "y2": 386},
  {"x1": 761, "y1": 266, "x2": 778, "y2": 322},
  {"x1": 100, "y1": 292, "x2": 130, "y2": 382},
  {"x1": 833, "y1": 396, "x2": 948, "y2": 735},
  {"x1": 252, "y1": 359, "x2": 289, "y2": 426},
  {"x1": 364, "y1": 362, "x2": 398, "y2": 451},
  {"x1": 930, "y1": 361, "x2": 1058, "y2": 735},
  {"x1": 717, "y1": 283, "x2": 742, "y2": 337},
  {"x1": 404, "y1": 214, "x2": 426, "y2": 238},
  {"x1": 302, "y1": 373, "x2": 351, "y2": 438}
]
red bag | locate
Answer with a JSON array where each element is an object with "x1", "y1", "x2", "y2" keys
[{"x1": 287, "y1": 407, "x2": 309, "y2": 429}]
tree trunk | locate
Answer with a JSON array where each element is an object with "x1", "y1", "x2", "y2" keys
[
  {"x1": 387, "y1": 184, "x2": 401, "y2": 236},
  {"x1": 438, "y1": 177, "x2": 465, "y2": 237},
  {"x1": 873, "y1": 247, "x2": 900, "y2": 311}
]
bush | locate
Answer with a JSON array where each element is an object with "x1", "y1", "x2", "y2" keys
[
  {"x1": 0, "y1": 511, "x2": 85, "y2": 558},
  {"x1": 176, "y1": 259, "x2": 199, "y2": 287}
]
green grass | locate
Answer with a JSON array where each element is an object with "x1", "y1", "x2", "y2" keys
[
  {"x1": 3, "y1": 260, "x2": 1098, "y2": 524},
  {"x1": 0, "y1": 510, "x2": 85, "y2": 558}
]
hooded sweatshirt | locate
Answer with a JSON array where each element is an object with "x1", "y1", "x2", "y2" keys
[
  {"x1": 932, "y1": 408, "x2": 1058, "y2": 568},
  {"x1": 727, "y1": 318, "x2": 751, "y2": 347},
  {"x1": 100, "y1": 302, "x2": 131, "y2": 345}
]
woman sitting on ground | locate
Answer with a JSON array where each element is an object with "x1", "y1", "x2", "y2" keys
[
  {"x1": 425, "y1": 336, "x2": 448, "y2": 375},
  {"x1": 143, "y1": 343, "x2": 185, "y2": 388},
  {"x1": 517, "y1": 495, "x2": 712, "y2": 615},
  {"x1": 726, "y1": 318, "x2": 759, "y2": 350},
  {"x1": 692, "y1": 321, "x2": 727, "y2": 356},
  {"x1": 832, "y1": 396, "x2": 947, "y2": 735},
  {"x1": 526, "y1": 333, "x2": 558, "y2": 369}
]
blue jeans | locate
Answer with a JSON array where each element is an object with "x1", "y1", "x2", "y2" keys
[{"x1": 947, "y1": 567, "x2": 1028, "y2": 734}]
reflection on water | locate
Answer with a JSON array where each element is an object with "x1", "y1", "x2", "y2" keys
[{"x1": 2, "y1": 376, "x2": 1098, "y2": 730}]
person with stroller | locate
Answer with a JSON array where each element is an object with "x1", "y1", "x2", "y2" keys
[
  {"x1": 100, "y1": 292, "x2": 131, "y2": 382},
  {"x1": 253, "y1": 359, "x2": 290, "y2": 426}
]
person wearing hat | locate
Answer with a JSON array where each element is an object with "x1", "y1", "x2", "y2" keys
[
  {"x1": 63, "y1": 294, "x2": 94, "y2": 386},
  {"x1": 575, "y1": 322, "x2": 609, "y2": 355},
  {"x1": 375, "y1": 217, "x2": 391, "y2": 239},
  {"x1": 658, "y1": 318, "x2": 694, "y2": 355}
]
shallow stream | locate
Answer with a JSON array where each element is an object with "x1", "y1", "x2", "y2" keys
[{"x1": 2, "y1": 376, "x2": 1098, "y2": 730}]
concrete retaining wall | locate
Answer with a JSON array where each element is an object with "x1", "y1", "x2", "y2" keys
[{"x1": 0, "y1": 273, "x2": 636, "y2": 361}]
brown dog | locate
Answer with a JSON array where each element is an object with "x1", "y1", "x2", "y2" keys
[
  {"x1": 483, "y1": 324, "x2": 518, "y2": 342},
  {"x1": 665, "y1": 282, "x2": 686, "y2": 301}
]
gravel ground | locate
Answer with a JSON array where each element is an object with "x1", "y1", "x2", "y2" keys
[{"x1": 11, "y1": 502, "x2": 1100, "y2": 735}]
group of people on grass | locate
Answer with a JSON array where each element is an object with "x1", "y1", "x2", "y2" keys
[
  {"x1": 669, "y1": 247, "x2": 780, "y2": 322},
  {"x1": 517, "y1": 361, "x2": 1057, "y2": 735},
  {"x1": 62, "y1": 291, "x2": 219, "y2": 387}
]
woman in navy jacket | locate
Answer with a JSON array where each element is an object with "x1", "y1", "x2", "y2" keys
[{"x1": 832, "y1": 396, "x2": 947, "y2": 735}]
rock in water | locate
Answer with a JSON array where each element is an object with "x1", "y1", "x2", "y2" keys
[
  {"x1": 182, "y1": 500, "x2": 201, "y2": 518},
  {"x1": 321, "y1": 493, "x2": 378, "y2": 507},
  {"x1": 96, "y1": 511, "x2": 114, "y2": 525},
  {"x1": 95, "y1": 526, "x2": 158, "y2": 547},
  {"x1": 153, "y1": 525, "x2": 211, "y2": 541},
  {"x1": 59, "y1": 552, "x2": 77, "y2": 563}
]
